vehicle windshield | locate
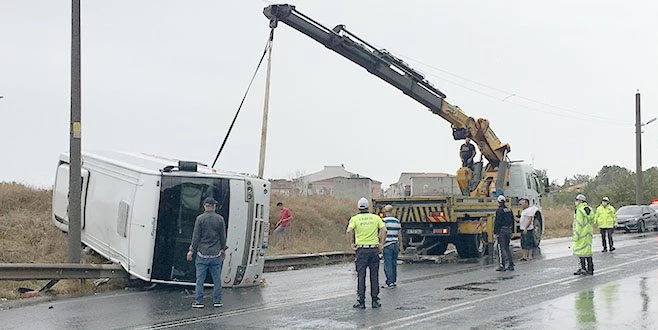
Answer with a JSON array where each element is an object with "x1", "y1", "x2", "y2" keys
[{"x1": 617, "y1": 206, "x2": 642, "y2": 216}]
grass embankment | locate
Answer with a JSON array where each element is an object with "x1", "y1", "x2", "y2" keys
[
  {"x1": 542, "y1": 207, "x2": 573, "y2": 238},
  {"x1": 267, "y1": 194, "x2": 354, "y2": 255},
  {"x1": 0, "y1": 183, "x2": 124, "y2": 300}
]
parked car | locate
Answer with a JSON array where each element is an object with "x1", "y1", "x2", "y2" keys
[
  {"x1": 650, "y1": 204, "x2": 658, "y2": 213},
  {"x1": 615, "y1": 205, "x2": 658, "y2": 233}
]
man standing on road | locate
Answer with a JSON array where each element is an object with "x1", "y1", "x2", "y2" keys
[
  {"x1": 382, "y1": 204, "x2": 402, "y2": 288},
  {"x1": 346, "y1": 197, "x2": 386, "y2": 309},
  {"x1": 272, "y1": 202, "x2": 293, "y2": 249},
  {"x1": 187, "y1": 197, "x2": 227, "y2": 308},
  {"x1": 573, "y1": 194, "x2": 595, "y2": 275},
  {"x1": 595, "y1": 197, "x2": 617, "y2": 252},
  {"x1": 459, "y1": 137, "x2": 477, "y2": 169},
  {"x1": 519, "y1": 198, "x2": 538, "y2": 261},
  {"x1": 494, "y1": 195, "x2": 515, "y2": 271}
]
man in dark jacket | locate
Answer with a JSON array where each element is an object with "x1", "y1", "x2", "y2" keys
[
  {"x1": 494, "y1": 195, "x2": 515, "y2": 271},
  {"x1": 187, "y1": 197, "x2": 227, "y2": 308}
]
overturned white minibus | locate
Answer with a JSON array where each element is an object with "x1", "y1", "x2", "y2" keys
[{"x1": 52, "y1": 150, "x2": 270, "y2": 287}]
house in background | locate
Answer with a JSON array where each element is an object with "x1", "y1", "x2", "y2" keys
[
  {"x1": 293, "y1": 165, "x2": 382, "y2": 200},
  {"x1": 386, "y1": 172, "x2": 458, "y2": 197},
  {"x1": 270, "y1": 179, "x2": 294, "y2": 196}
]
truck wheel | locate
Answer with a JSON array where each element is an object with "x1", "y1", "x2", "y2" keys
[
  {"x1": 455, "y1": 234, "x2": 484, "y2": 258},
  {"x1": 423, "y1": 238, "x2": 448, "y2": 255},
  {"x1": 533, "y1": 216, "x2": 543, "y2": 247}
]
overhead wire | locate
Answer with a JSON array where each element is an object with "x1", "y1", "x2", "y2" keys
[{"x1": 386, "y1": 50, "x2": 633, "y2": 126}]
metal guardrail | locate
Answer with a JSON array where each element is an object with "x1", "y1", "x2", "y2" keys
[
  {"x1": 263, "y1": 251, "x2": 355, "y2": 270},
  {"x1": 0, "y1": 252, "x2": 355, "y2": 283},
  {"x1": 0, "y1": 263, "x2": 128, "y2": 280}
]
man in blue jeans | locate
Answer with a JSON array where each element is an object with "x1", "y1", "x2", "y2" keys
[
  {"x1": 382, "y1": 204, "x2": 402, "y2": 288},
  {"x1": 187, "y1": 197, "x2": 227, "y2": 308}
]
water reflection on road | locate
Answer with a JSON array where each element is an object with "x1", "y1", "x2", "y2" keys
[{"x1": 516, "y1": 270, "x2": 657, "y2": 329}]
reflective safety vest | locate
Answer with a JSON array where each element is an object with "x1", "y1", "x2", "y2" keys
[
  {"x1": 595, "y1": 204, "x2": 617, "y2": 229},
  {"x1": 573, "y1": 202, "x2": 594, "y2": 257},
  {"x1": 348, "y1": 213, "x2": 385, "y2": 245}
]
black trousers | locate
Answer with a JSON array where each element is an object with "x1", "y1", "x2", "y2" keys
[
  {"x1": 497, "y1": 227, "x2": 514, "y2": 268},
  {"x1": 355, "y1": 248, "x2": 380, "y2": 301},
  {"x1": 600, "y1": 228, "x2": 614, "y2": 250},
  {"x1": 579, "y1": 257, "x2": 594, "y2": 272}
]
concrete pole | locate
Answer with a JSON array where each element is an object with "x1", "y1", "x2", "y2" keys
[
  {"x1": 68, "y1": 0, "x2": 82, "y2": 263},
  {"x1": 635, "y1": 91, "x2": 643, "y2": 205},
  {"x1": 258, "y1": 38, "x2": 273, "y2": 178}
]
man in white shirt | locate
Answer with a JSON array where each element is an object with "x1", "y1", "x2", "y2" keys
[{"x1": 519, "y1": 198, "x2": 538, "y2": 261}]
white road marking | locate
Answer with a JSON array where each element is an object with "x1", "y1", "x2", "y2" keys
[{"x1": 386, "y1": 306, "x2": 475, "y2": 330}]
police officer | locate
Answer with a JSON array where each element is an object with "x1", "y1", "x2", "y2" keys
[
  {"x1": 573, "y1": 194, "x2": 594, "y2": 275},
  {"x1": 595, "y1": 197, "x2": 616, "y2": 252},
  {"x1": 346, "y1": 197, "x2": 386, "y2": 309},
  {"x1": 494, "y1": 195, "x2": 515, "y2": 271}
]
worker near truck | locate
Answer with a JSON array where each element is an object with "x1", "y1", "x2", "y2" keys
[
  {"x1": 459, "y1": 137, "x2": 476, "y2": 169},
  {"x1": 594, "y1": 197, "x2": 616, "y2": 252},
  {"x1": 494, "y1": 195, "x2": 515, "y2": 271},
  {"x1": 573, "y1": 194, "x2": 595, "y2": 275},
  {"x1": 382, "y1": 204, "x2": 402, "y2": 288},
  {"x1": 187, "y1": 197, "x2": 227, "y2": 308},
  {"x1": 346, "y1": 197, "x2": 386, "y2": 309},
  {"x1": 519, "y1": 198, "x2": 538, "y2": 261}
]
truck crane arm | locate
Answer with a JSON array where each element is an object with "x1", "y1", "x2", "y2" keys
[{"x1": 263, "y1": 4, "x2": 511, "y2": 167}]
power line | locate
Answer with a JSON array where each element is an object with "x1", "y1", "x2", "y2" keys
[
  {"x1": 420, "y1": 69, "x2": 629, "y2": 126},
  {"x1": 390, "y1": 51, "x2": 633, "y2": 125}
]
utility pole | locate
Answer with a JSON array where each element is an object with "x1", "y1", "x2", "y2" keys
[
  {"x1": 258, "y1": 30, "x2": 274, "y2": 178},
  {"x1": 68, "y1": 0, "x2": 82, "y2": 263},
  {"x1": 635, "y1": 91, "x2": 643, "y2": 205}
]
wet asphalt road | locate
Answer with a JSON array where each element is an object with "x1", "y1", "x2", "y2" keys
[{"x1": 2, "y1": 232, "x2": 658, "y2": 329}]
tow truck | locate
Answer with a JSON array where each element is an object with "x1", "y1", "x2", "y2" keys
[{"x1": 263, "y1": 4, "x2": 548, "y2": 258}]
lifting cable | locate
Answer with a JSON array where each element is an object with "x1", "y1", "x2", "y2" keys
[{"x1": 211, "y1": 28, "x2": 275, "y2": 168}]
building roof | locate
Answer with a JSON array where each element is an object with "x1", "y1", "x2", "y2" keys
[
  {"x1": 311, "y1": 176, "x2": 375, "y2": 184},
  {"x1": 298, "y1": 165, "x2": 381, "y2": 184},
  {"x1": 396, "y1": 172, "x2": 453, "y2": 185},
  {"x1": 270, "y1": 179, "x2": 294, "y2": 189}
]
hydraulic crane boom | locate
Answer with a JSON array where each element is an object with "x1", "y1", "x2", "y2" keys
[{"x1": 264, "y1": 4, "x2": 512, "y2": 196}]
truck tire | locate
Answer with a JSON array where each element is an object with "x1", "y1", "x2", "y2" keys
[
  {"x1": 533, "y1": 214, "x2": 543, "y2": 247},
  {"x1": 455, "y1": 234, "x2": 485, "y2": 258},
  {"x1": 423, "y1": 238, "x2": 448, "y2": 255}
]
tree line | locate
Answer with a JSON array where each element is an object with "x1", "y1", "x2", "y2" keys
[{"x1": 545, "y1": 165, "x2": 658, "y2": 208}]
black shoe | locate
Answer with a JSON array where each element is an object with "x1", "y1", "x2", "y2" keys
[
  {"x1": 507, "y1": 266, "x2": 515, "y2": 271},
  {"x1": 602, "y1": 249, "x2": 608, "y2": 253},
  {"x1": 496, "y1": 267, "x2": 506, "y2": 272},
  {"x1": 353, "y1": 301, "x2": 365, "y2": 309},
  {"x1": 372, "y1": 299, "x2": 381, "y2": 309},
  {"x1": 586, "y1": 271, "x2": 594, "y2": 276},
  {"x1": 573, "y1": 269, "x2": 586, "y2": 275},
  {"x1": 610, "y1": 247, "x2": 616, "y2": 252}
]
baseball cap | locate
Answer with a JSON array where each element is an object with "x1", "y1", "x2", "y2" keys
[
  {"x1": 497, "y1": 195, "x2": 506, "y2": 203},
  {"x1": 203, "y1": 197, "x2": 218, "y2": 205}
]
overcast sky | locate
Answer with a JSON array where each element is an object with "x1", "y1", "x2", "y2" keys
[{"x1": 2, "y1": 1, "x2": 657, "y2": 188}]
